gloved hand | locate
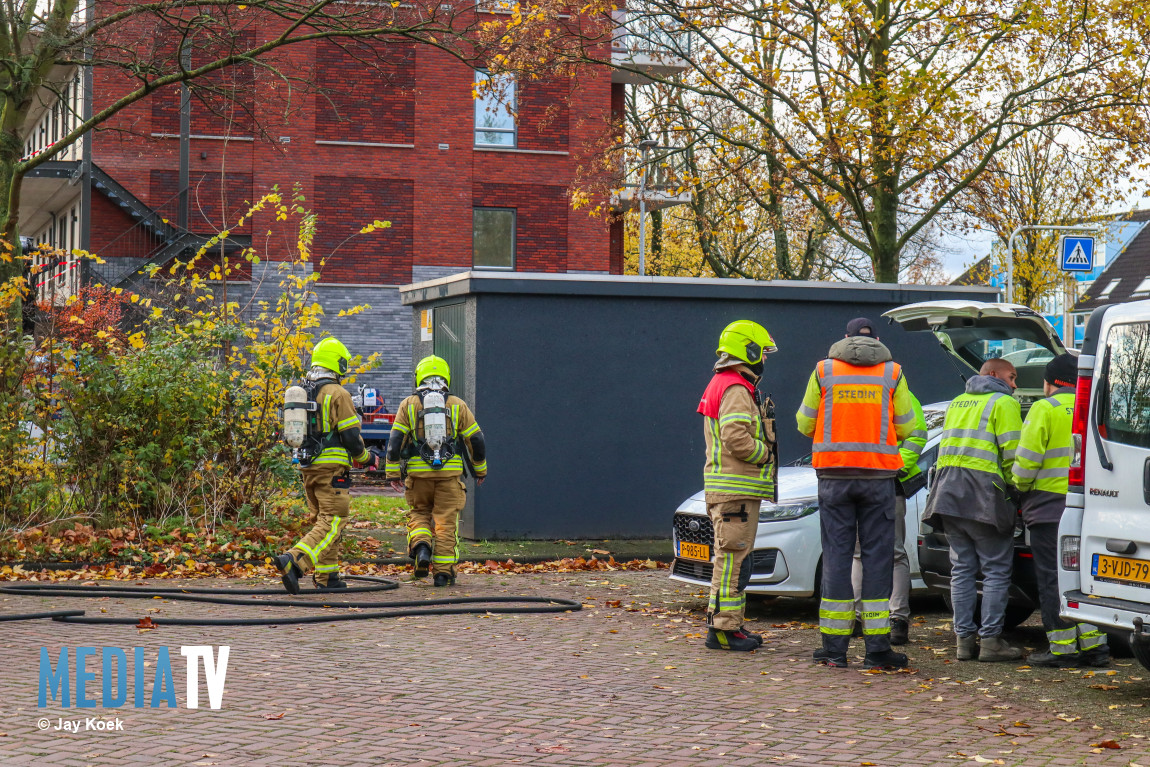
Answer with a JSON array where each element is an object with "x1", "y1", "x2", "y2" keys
[
  {"x1": 390, "y1": 480, "x2": 405, "y2": 493},
  {"x1": 354, "y1": 452, "x2": 378, "y2": 470}
]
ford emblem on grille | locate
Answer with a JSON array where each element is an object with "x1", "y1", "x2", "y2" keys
[{"x1": 688, "y1": 519, "x2": 701, "y2": 532}]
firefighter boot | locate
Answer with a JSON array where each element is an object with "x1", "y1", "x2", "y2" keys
[
  {"x1": 739, "y1": 626, "x2": 764, "y2": 647},
  {"x1": 314, "y1": 573, "x2": 348, "y2": 591},
  {"x1": 1078, "y1": 648, "x2": 1111, "y2": 668},
  {"x1": 956, "y1": 634, "x2": 978, "y2": 661},
  {"x1": 704, "y1": 627, "x2": 758, "y2": 652},
  {"x1": 433, "y1": 572, "x2": 455, "y2": 587},
  {"x1": 862, "y1": 650, "x2": 908, "y2": 670},
  {"x1": 274, "y1": 554, "x2": 302, "y2": 595},
  {"x1": 412, "y1": 543, "x2": 432, "y2": 579},
  {"x1": 978, "y1": 635, "x2": 1023, "y2": 662}
]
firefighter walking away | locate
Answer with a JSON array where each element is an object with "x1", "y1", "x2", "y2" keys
[
  {"x1": 697, "y1": 320, "x2": 778, "y2": 651},
  {"x1": 277, "y1": 337, "x2": 376, "y2": 593},
  {"x1": 382, "y1": 356, "x2": 487, "y2": 586}
]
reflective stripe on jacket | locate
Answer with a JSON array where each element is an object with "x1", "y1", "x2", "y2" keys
[
  {"x1": 311, "y1": 383, "x2": 370, "y2": 467},
  {"x1": 700, "y1": 368, "x2": 776, "y2": 501},
  {"x1": 936, "y1": 391, "x2": 1021, "y2": 480},
  {"x1": 899, "y1": 392, "x2": 928, "y2": 479},
  {"x1": 1012, "y1": 387, "x2": 1074, "y2": 525},
  {"x1": 796, "y1": 359, "x2": 915, "y2": 472}
]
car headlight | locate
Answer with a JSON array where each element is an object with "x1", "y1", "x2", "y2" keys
[{"x1": 759, "y1": 500, "x2": 818, "y2": 522}]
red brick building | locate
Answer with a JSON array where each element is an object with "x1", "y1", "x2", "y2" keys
[{"x1": 21, "y1": 13, "x2": 685, "y2": 402}]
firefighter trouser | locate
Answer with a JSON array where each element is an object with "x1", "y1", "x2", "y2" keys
[
  {"x1": 289, "y1": 465, "x2": 352, "y2": 587},
  {"x1": 405, "y1": 475, "x2": 467, "y2": 577},
  {"x1": 818, "y1": 477, "x2": 896, "y2": 654},
  {"x1": 706, "y1": 499, "x2": 758, "y2": 631},
  {"x1": 853, "y1": 494, "x2": 910, "y2": 622},
  {"x1": 1029, "y1": 522, "x2": 1108, "y2": 657}
]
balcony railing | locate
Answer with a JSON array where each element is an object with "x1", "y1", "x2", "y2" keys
[
  {"x1": 23, "y1": 71, "x2": 84, "y2": 163},
  {"x1": 613, "y1": 147, "x2": 693, "y2": 211},
  {"x1": 612, "y1": 10, "x2": 691, "y2": 57}
]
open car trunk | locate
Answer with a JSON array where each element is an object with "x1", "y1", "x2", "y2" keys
[{"x1": 882, "y1": 300, "x2": 1068, "y2": 407}]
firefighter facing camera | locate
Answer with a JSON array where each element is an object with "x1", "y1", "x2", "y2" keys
[
  {"x1": 379, "y1": 356, "x2": 487, "y2": 587},
  {"x1": 278, "y1": 337, "x2": 376, "y2": 594},
  {"x1": 696, "y1": 320, "x2": 778, "y2": 652}
]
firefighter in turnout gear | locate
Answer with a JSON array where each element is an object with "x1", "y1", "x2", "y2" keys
[
  {"x1": 696, "y1": 320, "x2": 778, "y2": 652},
  {"x1": 1013, "y1": 354, "x2": 1110, "y2": 668},
  {"x1": 275, "y1": 337, "x2": 375, "y2": 594},
  {"x1": 924, "y1": 358, "x2": 1024, "y2": 662},
  {"x1": 796, "y1": 317, "x2": 916, "y2": 670},
  {"x1": 383, "y1": 356, "x2": 486, "y2": 586}
]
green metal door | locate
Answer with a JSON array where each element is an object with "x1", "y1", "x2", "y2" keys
[{"x1": 433, "y1": 302, "x2": 466, "y2": 400}]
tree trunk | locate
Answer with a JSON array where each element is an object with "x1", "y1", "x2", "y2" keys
[
  {"x1": 650, "y1": 207, "x2": 663, "y2": 263},
  {"x1": 867, "y1": 0, "x2": 900, "y2": 284}
]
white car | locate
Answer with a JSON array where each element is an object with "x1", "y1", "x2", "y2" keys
[
  {"x1": 1059, "y1": 300, "x2": 1150, "y2": 671},
  {"x1": 670, "y1": 404, "x2": 946, "y2": 597}
]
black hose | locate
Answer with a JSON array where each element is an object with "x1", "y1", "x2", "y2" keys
[{"x1": 0, "y1": 575, "x2": 582, "y2": 626}]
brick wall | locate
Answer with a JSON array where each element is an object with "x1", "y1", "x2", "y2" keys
[
  {"x1": 473, "y1": 182, "x2": 568, "y2": 272},
  {"x1": 150, "y1": 170, "x2": 255, "y2": 233},
  {"x1": 517, "y1": 77, "x2": 570, "y2": 152},
  {"x1": 316, "y1": 40, "x2": 416, "y2": 145},
  {"x1": 314, "y1": 176, "x2": 414, "y2": 284}
]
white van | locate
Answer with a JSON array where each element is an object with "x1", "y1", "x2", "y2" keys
[{"x1": 1059, "y1": 301, "x2": 1150, "y2": 670}]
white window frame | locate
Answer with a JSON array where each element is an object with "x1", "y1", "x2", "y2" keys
[{"x1": 473, "y1": 70, "x2": 517, "y2": 148}]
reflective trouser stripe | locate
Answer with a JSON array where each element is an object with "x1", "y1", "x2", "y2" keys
[
  {"x1": 432, "y1": 555, "x2": 457, "y2": 563},
  {"x1": 820, "y1": 598, "x2": 854, "y2": 635},
  {"x1": 1047, "y1": 626, "x2": 1079, "y2": 655},
  {"x1": 408, "y1": 527, "x2": 433, "y2": 541},
  {"x1": 294, "y1": 516, "x2": 343, "y2": 566},
  {"x1": 860, "y1": 599, "x2": 890, "y2": 635},
  {"x1": 1078, "y1": 623, "x2": 1108, "y2": 652},
  {"x1": 315, "y1": 563, "x2": 340, "y2": 573}
]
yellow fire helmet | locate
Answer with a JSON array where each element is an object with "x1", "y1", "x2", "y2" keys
[
  {"x1": 415, "y1": 355, "x2": 451, "y2": 388},
  {"x1": 311, "y1": 337, "x2": 352, "y2": 376},
  {"x1": 716, "y1": 320, "x2": 777, "y2": 365}
]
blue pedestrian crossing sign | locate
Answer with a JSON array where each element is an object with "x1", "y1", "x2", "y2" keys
[{"x1": 1059, "y1": 236, "x2": 1095, "y2": 272}]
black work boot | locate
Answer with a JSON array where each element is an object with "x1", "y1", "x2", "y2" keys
[
  {"x1": 274, "y1": 553, "x2": 301, "y2": 595},
  {"x1": 433, "y1": 572, "x2": 455, "y2": 587},
  {"x1": 890, "y1": 618, "x2": 910, "y2": 646},
  {"x1": 863, "y1": 649, "x2": 909, "y2": 670},
  {"x1": 739, "y1": 626, "x2": 764, "y2": 647},
  {"x1": 1028, "y1": 650, "x2": 1079, "y2": 668},
  {"x1": 314, "y1": 573, "x2": 348, "y2": 591},
  {"x1": 1078, "y1": 648, "x2": 1111, "y2": 668},
  {"x1": 704, "y1": 628, "x2": 759, "y2": 652},
  {"x1": 412, "y1": 544, "x2": 432, "y2": 578},
  {"x1": 813, "y1": 646, "x2": 848, "y2": 667}
]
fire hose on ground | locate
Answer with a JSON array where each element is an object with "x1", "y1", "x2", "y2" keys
[{"x1": 0, "y1": 576, "x2": 582, "y2": 626}]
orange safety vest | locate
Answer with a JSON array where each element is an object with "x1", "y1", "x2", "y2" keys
[{"x1": 811, "y1": 359, "x2": 903, "y2": 471}]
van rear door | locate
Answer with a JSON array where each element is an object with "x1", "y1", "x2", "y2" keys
[{"x1": 1079, "y1": 303, "x2": 1150, "y2": 604}]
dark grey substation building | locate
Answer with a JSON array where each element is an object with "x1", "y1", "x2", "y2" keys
[{"x1": 400, "y1": 272, "x2": 997, "y2": 540}]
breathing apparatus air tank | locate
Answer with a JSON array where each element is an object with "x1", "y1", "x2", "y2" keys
[
  {"x1": 283, "y1": 385, "x2": 310, "y2": 448},
  {"x1": 421, "y1": 390, "x2": 449, "y2": 467}
]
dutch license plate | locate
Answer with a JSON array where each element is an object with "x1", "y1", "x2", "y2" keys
[
  {"x1": 679, "y1": 541, "x2": 710, "y2": 561},
  {"x1": 1092, "y1": 553, "x2": 1150, "y2": 586}
]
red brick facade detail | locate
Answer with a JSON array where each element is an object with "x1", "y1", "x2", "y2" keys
[
  {"x1": 517, "y1": 78, "x2": 569, "y2": 152},
  {"x1": 88, "y1": 192, "x2": 152, "y2": 260},
  {"x1": 609, "y1": 218, "x2": 623, "y2": 274},
  {"x1": 150, "y1": 170, "x2": 255, "y2": 231},
  {"x1": 315, "y1": 41, "x2": 416, "y2": 145},
  {"x1": 473, "y1": 182, "x2": 567, "y2": 272},
  {"x1": 150, "y1": 31, "x2": 256, "y2": 137},
  {"x1": 87, "y1": 37, "x2": 617, "y2": 282},
  {"x1": 315, "y1": 176, "x2": 414, "y2": 284}
]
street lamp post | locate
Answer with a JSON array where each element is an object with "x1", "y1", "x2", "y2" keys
[
  {"x1": 1005, "y1": 223, "x2": 1105, "y2": 304},
  {"x1": 636, "y1": 139, "x2": 658, "y2": 277}
]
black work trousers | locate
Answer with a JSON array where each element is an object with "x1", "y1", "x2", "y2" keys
[
  {"x1": 1028, "y1": 522, "x2": 1073, "y2": 635},
  {"x1": 818, "y1": 476, "x2": 896, "y2": 654}
]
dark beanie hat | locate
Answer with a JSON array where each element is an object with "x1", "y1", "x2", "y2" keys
[
  {"x1": 846, "y1": 317, "x2": 876, "y2": 337},
  {"x1": 1045, "y1": 353, "x2": 1077, "y2": 388}
]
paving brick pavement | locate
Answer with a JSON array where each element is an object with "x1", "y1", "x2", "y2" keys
[{"x1": 0, "y1": 571, "x2": 1147, "y2": 766}]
